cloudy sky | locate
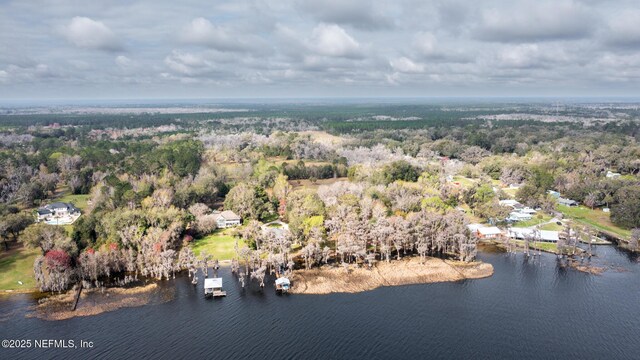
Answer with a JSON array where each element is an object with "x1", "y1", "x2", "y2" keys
[{"x1": 1, "y1": 0, "x2": 639, "y2": 100}]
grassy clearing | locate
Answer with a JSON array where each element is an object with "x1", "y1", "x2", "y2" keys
[
  {"x1": 558, "y1": 205, "x2": 631, "y2": 240},
  {"x1": 511, "y1": 214, "x2": 553, "y2": 228},
  {"x1": 289, "y1": 177, "x2": 347, "y2": 190},
  {"x1": 502, "y1": 188, "x2": 518, "y2": 198},
  {"x1": 56, "y1": 193, "x2": 90, "y2": 212},
  {"x1": 190, "y1": 229, "x2": 245, "y2": 260},
  {"x1": 0, "y1": 246, "x2": 39, "y2": 291},
  {"x1": 539, "y1": 222, "x2": 563, "y2": 231},
  {"x1": 451, "y1": 176, "x2": 476, "y2": 189}
]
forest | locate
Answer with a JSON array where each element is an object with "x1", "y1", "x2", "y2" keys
[{"x1": 1, "y1": 101, "x2": 639, "y2": 293}]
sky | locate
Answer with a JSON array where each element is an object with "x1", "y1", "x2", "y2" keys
[{"x1": 1, "y1": 0, "x2": 639, "y2": 100}]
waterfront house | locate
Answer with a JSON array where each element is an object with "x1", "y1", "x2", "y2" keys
[
  {"x1": 467, "y1": 224, "x2": 504, "y2": 239},
  {"x1": 508, "y1": 228, "x2": 559, "y2": 242},
  {"x1": 211, "y1": 210, "x2": 241, "y2": 228}
]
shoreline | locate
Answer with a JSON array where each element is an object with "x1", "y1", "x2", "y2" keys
[
  {"x1": 28, "y1": 283, "x2": 172, "y2": 321},
  {"x1": 289, "y1": 257, "x2": 494, "y2": 295}
]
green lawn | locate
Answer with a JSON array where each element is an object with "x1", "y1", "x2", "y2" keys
[
  {"x1": 190, "y1": 229, "x2": 245, "y2": 260},
  {"x1": 0, "y1": 247, "x2": 39, "y2": 291},
  {"x1": 56, "y1": 193, "x2": 90, "y2": 212},
  {"x1": 512, "y1": 214, "x2": 553, "y2": 228},
  {"x1": 539, "y1": 222, "x2": 563, "y2": 231},
  {"x1": 502, "y1": 188, "x2": 518, "y2": 198},
  {"x1": 452, "y1": 176, "x2": 476, "y2": 189},
  {"x1": 558, "y1": 205, "x2": 631, "y2": 240}
]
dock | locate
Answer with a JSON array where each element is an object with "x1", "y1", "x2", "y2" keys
[
  {"x1": 275, "y1": 277, "x2": 291, "y2": 293},
  {"x1": 204, "y1": 278, "x2": 227, "y2": 297}
]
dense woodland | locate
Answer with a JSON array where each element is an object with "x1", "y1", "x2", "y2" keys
[{"x1": 1, "y1": 102, "x2": 639, "y2": 292}]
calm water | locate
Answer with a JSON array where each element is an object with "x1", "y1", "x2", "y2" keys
[{"x1": 1, "y1": 246, "x2": 639, "y2": 360}]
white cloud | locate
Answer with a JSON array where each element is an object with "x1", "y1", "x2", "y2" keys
[
  {"x1": 307, "y1": 23, "x2": 362, "y2": 58},
  {"x1": 115, "y1": 55, "x2": 133, "y2": 68},
  {"x1": 389, "y1": 57, "x2": 425, "y2": 73},
  {"x1": 603, "y1": 10, "x2": 640, "y2": 49},
  {"x1": 413, "y1": 32, "x2": 438, "y2": 57},
  {"x1": 164, "y1": 50, "x2": 216, "y2": 76},
  {"x1": 476, "y1": 1, "x2": 594, "y2": 42},
  {"x1": 296, "y1": 0, "x2": 394, "y2": 30},
  {"x1": 180, "y1": 17, "x2": 267, "y2": 53},
  {"x1": 62, "y1": 17, "x2": 122, "y2": 51}
]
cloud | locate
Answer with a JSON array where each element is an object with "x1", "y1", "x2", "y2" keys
[
  {"x1": 411, "y1": 32, "x2": 473, "y2": 63},
  {"x1": 1, "y1": 0, "x2": 640, "y2": 98},
  {"x1": 115, "y1": 55, "x2": 133, "y2": 68},
  {"x1": 307, "y1": 23, "x2": 362, "y2": 58},
  {"x1": 296, "y1": 0, "x2": 394, "y2": 30},
  {"x1": 164, "y1": 50, "x2": 223, "y2": 77},
  {"x1": 389, "y1": 57, "x2": 425, "y2": 73},
  {"x1": 603, "y1": 10, "x2": 640, "y2": 49},
  {"x1": 0, "y1": 63, "x2": 58, "y2": 83},
  {"x1": 62, "y1": 17, "x2": 123, "y2": 51},
  {"x1": 476, "y1": 1, "x2": 595, "y2": 42},
  {"x1": 180, "y1": 17, "x2": 267, "y2": 53}
]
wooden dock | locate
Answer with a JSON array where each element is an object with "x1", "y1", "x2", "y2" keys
[{"x1": 204, "y1": 278, "x2": 226, "y2": 297}]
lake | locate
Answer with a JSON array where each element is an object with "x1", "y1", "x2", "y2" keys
[{"x1": 1, "y1": 245, "x2": 639, "y2": 360}]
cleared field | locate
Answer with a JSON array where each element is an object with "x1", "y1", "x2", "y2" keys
[
  {"x1": 289, "y1": 177, "x2": 348, "y2": 190},
  {"x1": 56, "y1": 193, "x2": 91, "y2": 212},
  {"x1": 558, "y1": 205, "x2": 631, "y2": 240},
  {"x1": 190, "y1": 229, "x2": 245, "y2": 260},
  {"x1": 0, "y1": 246, "x2": 39, "y2": 291},
  {"x1": 451, "y1": 176, "x2": 477, "y2": 189}
]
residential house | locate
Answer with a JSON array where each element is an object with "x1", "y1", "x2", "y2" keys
[
  {"x1": 212, "y1": 210, "x2": 241, "y2": 228},
  {"x1": 557, "y1": 197, "x2": 578, "y2": 207},
  {"x1": 508, "y1": 228, "x2": 560, "y2": 242},
  {"x1": 508, "y1": 212, "x2": 533, "y2": 222},
  {"x1": 36, "y1": 202, "x2": 80, "y2": 222},
  {"x1": 547, "y1": 190, "x2": 561, "y2": 198},
  {"x1": 467, "y1": 224, "x2": 504, "y2": 239}
]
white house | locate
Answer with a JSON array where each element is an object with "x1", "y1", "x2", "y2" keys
[
  {"x1": 212, "y1": 210, "x2": 241, "y2": 228},
  {"x1": 508, "y1": 228, "x2": 559, "y2": 242},
  {"x1": 36, "y1": 202, "x2": 80, "y2": 223},
  {"x1": 508, "y1": 212, "x2": 532, "y2": 222},
  {"x1": 467, "y1": 224, "x2": 504, "y2": 239},
  {"x1": 498, "y1": 199, "x2": 521, "y2": 208}
]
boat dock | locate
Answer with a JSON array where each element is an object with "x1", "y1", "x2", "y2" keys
[{"x1": 204, "y1": 278, "x2": 227, "y2": 297}]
